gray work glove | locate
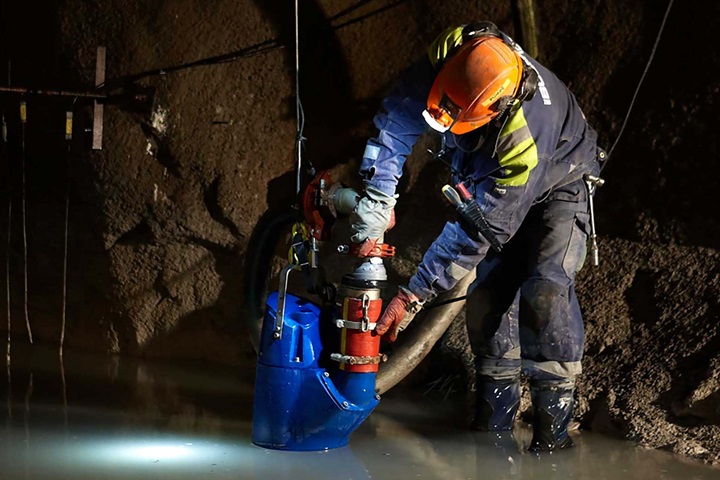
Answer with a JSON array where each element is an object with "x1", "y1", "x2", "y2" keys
[{"x1": 350, "y1": 186, "x2": 397, "y2": 245}]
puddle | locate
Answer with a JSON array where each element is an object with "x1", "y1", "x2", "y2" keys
[{"x1": 1, "y1": 342, "x2": 717, "y2": 479}]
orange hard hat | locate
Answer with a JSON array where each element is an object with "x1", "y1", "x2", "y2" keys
[{"x1": 423, "y1": 36, "x2": 524, "y2": 134}]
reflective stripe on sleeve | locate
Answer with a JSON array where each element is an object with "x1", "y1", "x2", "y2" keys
[{"x1": 496, "y1": 107, "x2": 538, "y2": 186}]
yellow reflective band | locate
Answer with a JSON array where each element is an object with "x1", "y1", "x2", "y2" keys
[
  {"x1": 65, "y1": 112, "x2": 73, "y2": 140},
  {"x1": 20, "y1": 101, "x2": 27, "y2": 123},
  {"x1": 501, "y1": 105, "x2": 530, "y2": 137},
  {"x1": 496, "y1": 108, "x2": 538, "y2": 186},
  {"x1": 427, "y1": 26, "x2": 464, "y2": 68}
]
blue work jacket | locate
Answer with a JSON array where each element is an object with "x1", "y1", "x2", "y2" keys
[{"x1": 359, "y1": 27, "x2": 600, "y2": 301}]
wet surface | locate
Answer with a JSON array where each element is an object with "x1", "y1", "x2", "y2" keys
[{"x1": 1, "y1": 343, "x2": 718, "y2": 479}]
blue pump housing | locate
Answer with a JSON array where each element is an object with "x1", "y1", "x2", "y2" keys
[{"x1": 252, "y1": 292, "x2": 379, "y2": 451}]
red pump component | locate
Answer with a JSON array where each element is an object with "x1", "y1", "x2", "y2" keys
[
  {"x1": 302, "y1": 171, "x2": 335, "y2": 241},
  {"x1": 333, "y1": 289, "x2": 384, "y2": 373}
]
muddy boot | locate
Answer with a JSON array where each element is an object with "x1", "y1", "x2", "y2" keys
[
  {"x1": 528, "y1": 380, "x2": 575, "y2": 451},
  {"x1": 471, "y1": 375, "x2": 520, "y2": 431}
]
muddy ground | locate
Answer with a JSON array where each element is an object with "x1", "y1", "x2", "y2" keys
[{"x1": 0, "y1": 0, "x2": 719, "y2": 465}]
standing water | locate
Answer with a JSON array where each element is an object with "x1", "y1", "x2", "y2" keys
[{"x1": 1, "y1": 342, "x2": 717, "y2": 480}]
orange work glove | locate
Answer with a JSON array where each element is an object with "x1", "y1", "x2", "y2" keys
[{"x1": 375, "y1": 286, "x2": 423, "y2": 342}]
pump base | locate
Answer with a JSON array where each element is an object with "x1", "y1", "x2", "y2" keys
[
  {"x1": 253, "y1": 365, "x2": 378, "y2": 450},
  {"x1": 252, "y1": 292, "x2": 380, "y2": 451}
]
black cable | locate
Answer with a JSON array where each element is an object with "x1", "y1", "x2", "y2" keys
[
  {"x1": 425, "y1": 295, "x2": 468, "y2": 310},
  {"x1": 2, "y1": 110, "x2": 10, "y2": 374},
  {"x1": 333, "y1": 0, "x2": 409, "y2": 30},
  {"x1": 329, "y1": 0, "x2": 377, "y2": 23},
  {"x1": 106, "y1": 39, "x2": 283, "y2": 89},
  {"x1": 294, "y1": 0, "x2": 304, "y2": 197},
  {"x1": 18, "y1": 100, "x2": 31, "y2": 344},
  {"x1": 60, "y1": 105, "x2": 74, "y2": 360},
  {"x1": 105, "y1": 0, "x2": 409, "y2": 87},
  {"x1": 603, "y1": 0, "x2": 674, "y2": 172}
]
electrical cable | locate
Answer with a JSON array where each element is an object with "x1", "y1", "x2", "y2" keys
[
  {"x1": 332, "y1": 0, "x2": 409, "y2": 30},
  {"x1": 19, "y1": 100, "x2": 31, "y2": 344},
  {"x1": 2, "y1": 111, "x2": 12, "y2": 408},
  {"x1": 60, "y1": 108, "x2": 73, "y2": 360},
  {"x1": 2, "y1": 111, "x2": 10, "y2": 397},
  {"x1": 104, "y1": 39, "x2": 284, "y2": 89},
  {"x1": 107, "y1": 0, "x2": 407, "y2": 87},
  {"x1": 426, "y1": 295, "x2": 468, "y2": 310},
  {"x1": 604, "y1": 0, "x2": 674, "y2": 171},
  {"x1": 329, "y1": 0, "x2": 377, "y2": 22},
  {"x1": 294, "y1": 0, "x2": 304, "y2": 196},
  {"x1": 4, "y1": 60, "x2": 12, "y2": 418}
]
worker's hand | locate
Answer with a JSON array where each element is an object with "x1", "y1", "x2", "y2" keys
[
  {"x1": 375, "y1": 286, "x2": 423, "y2": 342},
  {"x1": 354, "y1": 209, "x2": 396, "y2": 257},
  {"x1": 350, "y1": 186, "x2": 397, "y2": 248}
]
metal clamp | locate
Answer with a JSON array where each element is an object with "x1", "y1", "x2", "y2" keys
[{"x1": 335, "y1": 319, "x2": 377, "y2": 331}]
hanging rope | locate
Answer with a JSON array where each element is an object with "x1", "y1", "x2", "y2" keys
[
  {"x1": 19, "y1": 101, "x2": 32, "y2": 344},
  {"x1": 294, "y1": 0, "x2": 305, "y2": 196},
  {"x1": 603, "y1": 0, "x2": 675, "y2": 171},
  {"x1": 24, "y1": 372, "x2": 33, "y2": 445},
  {"x1": 60, "y1": 110, "x2": 73, "y2": 360},
  {"x1": 2, "y1": 111, "x2": 10, "y2": 385},
  {"x1": 4, "y1": 61, "x2": 12, "y2": 412}
]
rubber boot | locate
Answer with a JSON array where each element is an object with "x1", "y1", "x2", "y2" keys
[
  {"x1": 528, "y1": 380, "x2": 575, "y2": 451},
  {"x1": 473, "y1": 430, "x2": 521, "y2": 477},
  {"x1": 471, "y1": 375, "x2": 520, "y2": 431}
]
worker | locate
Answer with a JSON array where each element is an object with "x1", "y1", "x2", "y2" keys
[{"x1": 350, "y1": 22, "x2": 604, "y2": 451}]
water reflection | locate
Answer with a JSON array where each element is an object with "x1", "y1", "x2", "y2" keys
[{"x1": 0, "y1": 342, "x2": 717, "y2": 480}]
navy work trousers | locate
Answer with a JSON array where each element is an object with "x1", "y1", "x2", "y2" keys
[{"x1": 467, "y1": 177, "x2": 592, "y2": 382}]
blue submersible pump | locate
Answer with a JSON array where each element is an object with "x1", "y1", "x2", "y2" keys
[{"x1": 252, "y1": 174, "x2": 395, "y2": 451}]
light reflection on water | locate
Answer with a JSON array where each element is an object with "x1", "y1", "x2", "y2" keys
[{"x1": 0, "y1": 343, "x2": 717, "y2": 480}]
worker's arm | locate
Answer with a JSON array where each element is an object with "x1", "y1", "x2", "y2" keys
[
  {"x1": 353, "y1": 28, "x2": 466, "y2": 249},
  {"x1": 350, "y1": 57, "x2": 435, "y2": 248},
  {"x1": 408, "y1": 106, "x2": 541, "y2": 301},
  {"x1": 360, "y1": 26, "x2": 466, "y2": 196},
  {"x1": 359, "y1": 56, "x2": 436, "y2": 196}
]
